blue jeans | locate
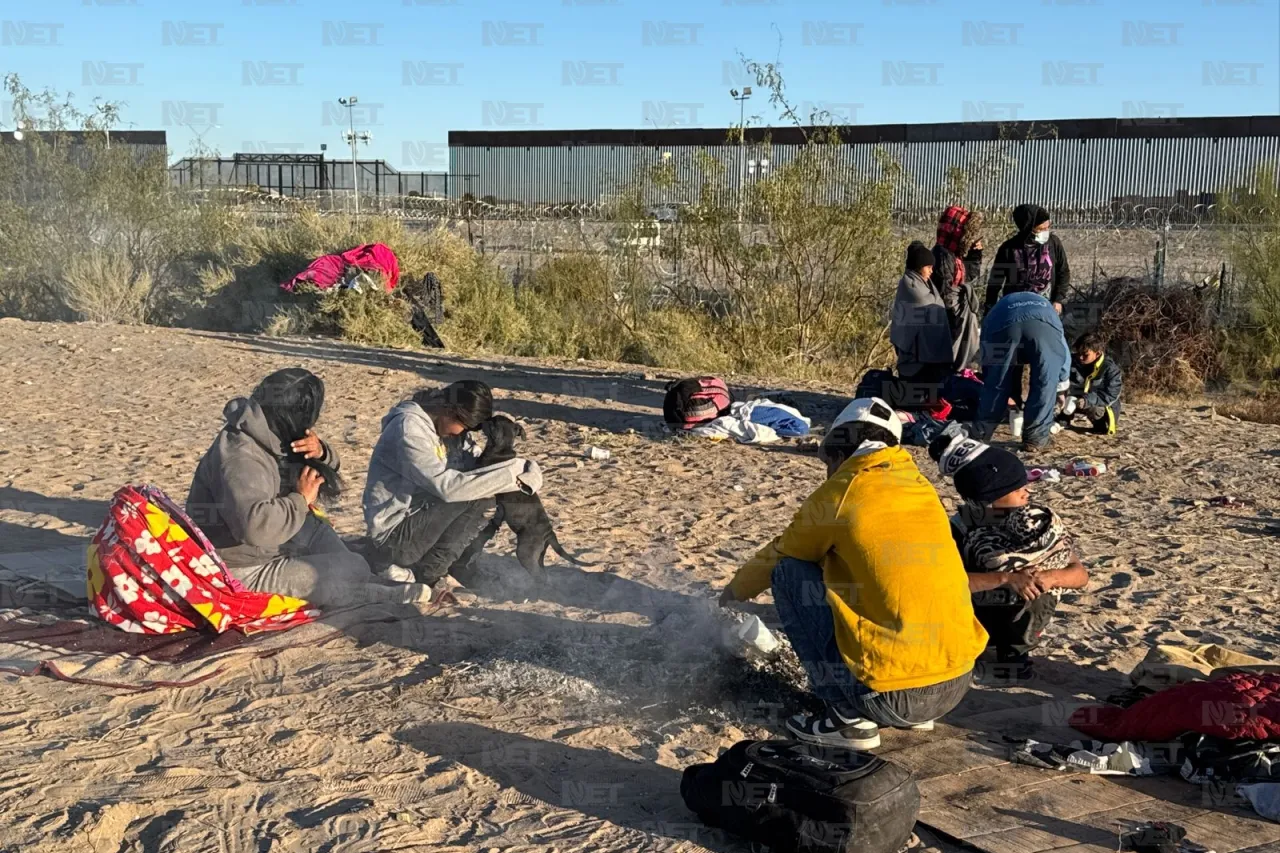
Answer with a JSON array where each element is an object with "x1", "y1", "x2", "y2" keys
[
  {"x1": 770, "y1": 557, "x2": 971, "y2": 727},
  {"x1": 975, "y1": 312, "x2": 1070, "y2": 447}
]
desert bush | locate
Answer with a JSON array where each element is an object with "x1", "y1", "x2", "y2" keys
[
  {"x1": 0, "y1": 75, "x2": 241, "y2": 325},
  {"x1": 652, "y1": 144, "x2": 898, "y2": 379},
  {"x1": 62, "y1": 244, "x2": 152, "y2": 323},
  {"x1": 493, "y1": 253, "x2": 733, "y2": 370},
  {"x1": 1221, "y1": 166, "x2": 1280, "y2": 380},
  {"x1": 312, "y1": 285, "x2": 421, "y2": 349}
]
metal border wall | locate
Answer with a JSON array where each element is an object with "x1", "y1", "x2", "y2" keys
[{"x1": 449, "y1": 117, "x2": 1280, "y2": 209}]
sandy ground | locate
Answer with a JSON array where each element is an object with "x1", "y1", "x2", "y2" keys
[{"x1": 2, "y1": 318, "x2": 1279, "y2": 852}]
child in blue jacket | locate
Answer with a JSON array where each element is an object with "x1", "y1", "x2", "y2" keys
[{"x1": 1060, "y1": 332, "x2": 1123, "y2": 435}]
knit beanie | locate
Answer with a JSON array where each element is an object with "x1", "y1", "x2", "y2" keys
[
  {"x1": 931, "y1": 431, "x2": 1028, "y2": 503},
  {"x1": 952, "y1": 445, "x2": 1028, "y2": 504},
  {"x1": 905, "y1": 240, "x2": 934, "y2": 273}
]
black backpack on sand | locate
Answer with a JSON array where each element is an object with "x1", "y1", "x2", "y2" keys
[{"x1": 680, "y1": 739, "x2": 920, "y2": 853}]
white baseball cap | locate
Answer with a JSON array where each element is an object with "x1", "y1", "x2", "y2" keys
[{"x1": 830, "y1": 397, "x2": 903, "y2": 444}]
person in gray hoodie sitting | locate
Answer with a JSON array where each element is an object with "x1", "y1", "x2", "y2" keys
[
  {"x1": 363, "y1": 380, "x2": 542, "y2": 587},
  {"x1": 888, "y1": 241, "x2": 954, "y2": 411},
  {"x1": 186, "y1": 368, "x2": 432, "y2": 608}
]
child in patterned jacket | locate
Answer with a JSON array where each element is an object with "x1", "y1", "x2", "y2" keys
[{"x1": 930, "y1": 431, "x2": 1090, "y2": 678}]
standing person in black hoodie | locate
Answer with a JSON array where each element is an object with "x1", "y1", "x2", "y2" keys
[{"x1": 984, "y1": 204, "x2": 1071, "y2": 314}]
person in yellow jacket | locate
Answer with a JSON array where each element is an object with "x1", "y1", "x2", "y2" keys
[{"x1": 719, "y1": 398, "x2": 989, "y2": 749}]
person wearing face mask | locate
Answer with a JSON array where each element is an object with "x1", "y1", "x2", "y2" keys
[{"x1": 984, "y1": 204, "x2": 1071, "y2": 314}]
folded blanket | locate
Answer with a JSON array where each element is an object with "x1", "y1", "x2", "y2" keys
[{"x1": 1071, "y1": 671, "x2": 1280, "y2": 742}]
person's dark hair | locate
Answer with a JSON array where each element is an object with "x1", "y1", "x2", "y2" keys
[
  {"x1": 821, "y1": 421, "x2": 899, "y2": 465},
  {"x1": 252, "y1": 368, "x2": 325, "y2": 446},
  {"x1": 250, "y1": 367, "x2": 341, "y2": 499},
  {"x1": 1075, "y1": 331, "x2": 1106, "y2": 355},
  {"x1": 412, "y1": 379, "x2": 494, "y2": 431}
]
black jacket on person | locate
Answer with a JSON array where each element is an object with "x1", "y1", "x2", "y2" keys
[
  {"x1": 1068, "y1": 352, "x2": 1123, "y2": 415},
  {"x1": 984, "y1": 204, "x2": 1071, "y2": 310}
]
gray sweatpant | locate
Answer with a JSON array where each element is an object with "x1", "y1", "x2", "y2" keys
[{"x1": 229, "y1": 515, "x2": 432, "y2": 608}]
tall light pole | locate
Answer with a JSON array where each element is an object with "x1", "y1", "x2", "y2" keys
[
  {"x1": 182, "y1": 122, "x2": 220, "y2": 157},
  {"x1": 339, "y1": 96, "x2": 372, "y2": 228},
  {"x1": 729, "y1": 87, "x2": 752, "y2": 226}
]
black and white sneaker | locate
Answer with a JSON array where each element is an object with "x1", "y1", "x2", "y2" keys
[{"x1": 785, "y1": 706, "x2": 881, "y2": 750}]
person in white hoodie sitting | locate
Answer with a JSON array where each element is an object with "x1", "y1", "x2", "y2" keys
[{"x1": 363, "y1": 380, "x2": 542, "y2": 588}]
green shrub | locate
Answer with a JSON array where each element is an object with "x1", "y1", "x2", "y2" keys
[
  {"x1": 312, "y1": 286, "x2": 421, "y2": 348},
  {"x1": 61, "y1": 244, "x2": 152, "y2": 323},
  {"x1": 1223, "y1": 166, "x2": 1280, "y2": 381}
]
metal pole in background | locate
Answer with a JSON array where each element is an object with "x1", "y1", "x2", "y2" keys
[
  {"x1": 730, "y1": 87, "x2": 752, "y2": 228},
  {"x1": 349, "y1": 110, "x2": 359, "y2": 227},
  {"x1": 339, "y1": 96, "x2": 361, "y2": 228}
]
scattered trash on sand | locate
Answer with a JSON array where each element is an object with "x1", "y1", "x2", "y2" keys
[
  {"x1": 1064, "y1": 457, "x2": 1107, "y2": 477},
  {"x1": 1028, "y1": 468, "x2": 1062, "y2": 483},
  {"x1": 1010, "y1": 738, "x2": 1152, "y2": 776},
  {"x1": 583, "y1": 445, "x2": 612, "y2": 461}
]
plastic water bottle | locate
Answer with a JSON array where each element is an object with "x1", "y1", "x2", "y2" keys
[
  {"x1": 1008, "y1": 409, "x2": 1025, "y2": 440},
  {"x1": 730, "y1": 615, "x2": 781, "y2": 656}
]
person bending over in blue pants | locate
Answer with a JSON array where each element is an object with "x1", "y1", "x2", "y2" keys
[{"x1": 974, "y1": 292, "x2": 1070, "y2": 451}]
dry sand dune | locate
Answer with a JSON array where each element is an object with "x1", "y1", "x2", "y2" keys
[{"x1": 2, "y1": 318, "x2": 1279, "y2": 852}]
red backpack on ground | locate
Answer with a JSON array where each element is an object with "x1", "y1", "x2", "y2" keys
[
  {"x1": 87, "y1": 485, "x2": 317, "y2": 635},
  {"x1": 663, "y1": 377, "x2": 733, "y2": 429}
]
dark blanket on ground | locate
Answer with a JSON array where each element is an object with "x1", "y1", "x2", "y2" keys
[
  {"x1": 0, "y1": 617, "x2": 259, "y2": 665},
  {"x1": 1071, "y1": 671, "x2": 1280, "y2": 742}
]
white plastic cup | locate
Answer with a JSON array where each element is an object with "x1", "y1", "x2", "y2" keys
[
  {"x1": 732, "y1": 615, "x2": 780, "y2": 656},
  {"x1": 584, "y1": 446, "x2": 611, "y2": 461},
  {"x1": 1009, "y1": 410, "x2": 1025, "y2": 440}
]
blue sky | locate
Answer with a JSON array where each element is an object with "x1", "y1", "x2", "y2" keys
[{"x1": 1, "y1": 0, "x2": 1277, "y2": 168}]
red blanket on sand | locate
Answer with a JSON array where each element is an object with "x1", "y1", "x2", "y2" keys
[
  {"x1": 88, "y1": 485, "x2": 318, "y2": 635},
  {"x1": 1071, "y1": 671, "x2": 1280, "y2": 742},
  {"x1": 281, "y1": 243, "x2": 400, "y2": 292}
]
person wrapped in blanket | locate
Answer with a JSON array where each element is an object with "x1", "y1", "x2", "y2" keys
[
  {"x1": 932, "y1": 205, "x2": 985, "y2": 373},
  {"x1": 930, "y1": 430, "x2": 1089, "y2": 679},
  {"x1": 1059, "y1": 331, "x2": 1123, "y2": 436}
]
